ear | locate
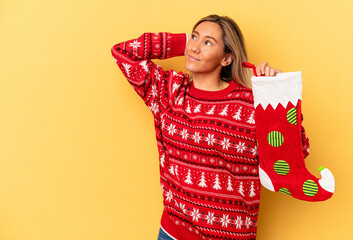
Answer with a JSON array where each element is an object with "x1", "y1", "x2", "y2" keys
[{"x1": 221, "y1": 53, "x2": 233, "y2": 67}]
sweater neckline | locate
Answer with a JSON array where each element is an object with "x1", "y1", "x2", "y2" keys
[{"x1": 189, "y1": 80, "x2": 237, "y2": 99}]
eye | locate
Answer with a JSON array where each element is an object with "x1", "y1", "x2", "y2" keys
[
  {"x1": 205, "y1": 41, "x2": 212, "y2": 46},
  {"x1": 191, "y1": 34, "x2": 196, "y2": 40}
]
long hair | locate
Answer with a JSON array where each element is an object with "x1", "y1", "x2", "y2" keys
[{"x1": 188, "y1": 14, "x2": 253, "y2": 89}]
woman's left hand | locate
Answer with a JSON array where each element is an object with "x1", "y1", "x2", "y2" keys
[{"x1": 256, "y1": 61, "x2": 282, "y2": 76}]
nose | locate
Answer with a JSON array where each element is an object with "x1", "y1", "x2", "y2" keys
[{"x1": 191, "y1": 41, "x2": 201, "y2": 53}]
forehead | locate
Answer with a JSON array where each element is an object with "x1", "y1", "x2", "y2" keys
[{"x1": 194, "y1": 21, "x2": 223, "y2": 40}]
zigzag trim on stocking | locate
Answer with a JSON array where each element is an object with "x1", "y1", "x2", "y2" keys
[{"x1": 251, "y1": 71, "x2": 302, "y2": 110}]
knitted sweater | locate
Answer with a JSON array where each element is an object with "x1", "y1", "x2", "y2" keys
[{"x1": 111, "y1": 32, "x2": 310, "y2": 240}]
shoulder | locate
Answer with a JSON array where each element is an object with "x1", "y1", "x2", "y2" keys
[{"x1": 232, "y1": 83, "x2": 254, "y2": 105}]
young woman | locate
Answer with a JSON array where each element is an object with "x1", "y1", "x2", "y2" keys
[{"x1": 111, "y1": 14, "x2": 309, "y2": 240}]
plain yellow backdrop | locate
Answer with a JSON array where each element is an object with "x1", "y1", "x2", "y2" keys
[{"x1": 0, "y1": 0, "x2": 352, "y2": 239}]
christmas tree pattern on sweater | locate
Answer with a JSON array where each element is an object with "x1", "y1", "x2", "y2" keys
[{"x1": 111, "y1": 33, "x2": 311, "y2": 239}]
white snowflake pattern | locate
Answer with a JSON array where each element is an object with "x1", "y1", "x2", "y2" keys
[
  {"x1": 206, "y1": 212, "x2": 215, "y2": 225},
  {"x1": 250, "y1": 145, "x2": 258, "y2": 156},
  {"x1": 181, "y1": 129, "x2": 188, "y2": 140},
  {"x1": 192, "y1": 132, "x2": 202, "y2": 143},
  {"x1": 191, "y1": 208, "x2": 201, "y2": 222},
  {"x1": 165, "y1": 189, "x2": 173, "y2": 202},
  {"x1": 235, "y1": 141, "x2": 246, "y2": 153},
  {"x1": 149, "y1": 102, "x2": 159, "y2": 114},
  {"x1": 220, "y1": 214, "x2": 231, "y2": 227},
  {"x1": 167, "y1": 124, "x2": 177, "y2": 136},
  {"x1": 180, "y1": 203, "x2": 186, "y2": 213},
  {"x1": 220, "y1": 137, "x2": 231, "y2": 150},
  {"x1": 154, "y1": 68, "x2": 161, "y2": 80},
  {"x1": 235, "y1": 216, "x2": 243, "y2": 229},
  {"x1": 205, "y1": 133, "x2": 216, "y2": 146},
  {"x1": 245, "y1": 217, "x2": 252, "y2": 229},
  {"x1": 128, "y1": 40, "x2": 141, "y2": 50},
  {"x1": 174, "y1": 198, "x2": 179, "y2": 207},
  {"x1": 151, "y1": 84, "x2": 158, "y2": 97}
]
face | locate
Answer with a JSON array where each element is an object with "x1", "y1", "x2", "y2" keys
[{"x1": 185, "y1": 21, "x2": 231, "y2": 74}]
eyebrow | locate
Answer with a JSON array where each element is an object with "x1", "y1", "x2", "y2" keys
[{"x1": 193, "y1": 30, "x2": 218, "y2": 43}]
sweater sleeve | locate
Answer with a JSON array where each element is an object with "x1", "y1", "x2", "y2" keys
[
  {"x1": 110, "y1": 32, "x2": 188, "y2": 114},
  {"x1": 301, "y1": 113, "x2": 310, "y2": 159}
]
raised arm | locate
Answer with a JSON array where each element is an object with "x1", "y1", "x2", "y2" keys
[{"x1": 110, "y1": 32, "x2": 188, "y2": 112}]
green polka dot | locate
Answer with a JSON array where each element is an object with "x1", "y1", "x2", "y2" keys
[
  {"x1": 303, "y1": 180, "x2": 318, "y2": 196},
  {"x1": 287, "y1": 108, "x2": 297, "y2": 124},
  {"x1": 267, "y1": 131, "x2": 284, "y2": 147},
  {"x1": 274, "y1": 160, "x2": 290, "y2": 175},
  {"x1": 279, "y1": 188, "x2": 291, "y2": 195}
]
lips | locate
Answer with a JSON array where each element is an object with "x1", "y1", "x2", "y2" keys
[{"x1": 188, "y1": 54, "x2": 200, "y2": 61}]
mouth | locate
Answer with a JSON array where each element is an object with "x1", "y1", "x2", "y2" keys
[{"x1": 188, "y1": 54, "x2": 200, "y2": 61}]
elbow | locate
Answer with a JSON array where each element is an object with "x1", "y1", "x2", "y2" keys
[{"x1": 111, "y1": 45, "x2": 119, "y2": 63}]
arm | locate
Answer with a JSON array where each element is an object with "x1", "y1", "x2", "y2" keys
[{"x1": 110, "y1": 32, "x2": 188, "y2": 112}]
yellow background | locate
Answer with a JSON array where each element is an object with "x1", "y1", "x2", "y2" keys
[{"x1": 1, "y1": 0, "x2": 352, "y2": 239}]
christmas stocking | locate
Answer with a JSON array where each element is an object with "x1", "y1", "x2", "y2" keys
[{"x1": 242, "y1": 62, "x2": 335, "y2": 202}]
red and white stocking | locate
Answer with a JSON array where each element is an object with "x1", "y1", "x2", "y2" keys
[{"x1": 242, "y1": 62, "x2": 335, "y2": 201}]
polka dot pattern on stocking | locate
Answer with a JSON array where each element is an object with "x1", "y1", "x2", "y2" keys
[
  {"x1": 287, "y1": 108, "x2": 297, "y2": 124},
  {"x1": 267, "y1": 131, "x2": 284, "y2": 147},
  {"x1": 279, "y1": 188, "x2": 291, "y2": 195},
  {"x1": 303, "y1": 180, "x2": 318, "y2": 196},
  {"x1": 274, "y1": 160, "x2": 290, "y2": 175}
]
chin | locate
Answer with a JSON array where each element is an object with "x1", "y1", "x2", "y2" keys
[{"x1": 185, "y1": 62, "x2": 200, "y2": 73}]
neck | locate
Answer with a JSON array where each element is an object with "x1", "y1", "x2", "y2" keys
[{"x1": 192, "y1": 70, "x2": 229, "y2": 91}]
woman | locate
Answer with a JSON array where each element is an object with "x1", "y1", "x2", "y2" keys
[{"x1": 111, "y1": 14, "x2": 309, "y2": 240}]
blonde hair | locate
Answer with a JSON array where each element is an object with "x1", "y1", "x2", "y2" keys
[{"x1": 188, "y1": 14, "x2": 253, "y2": 89}]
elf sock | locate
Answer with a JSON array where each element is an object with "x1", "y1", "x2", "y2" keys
[{"x1": 242, "y1": 62, "x2": 335, "y2": 201}]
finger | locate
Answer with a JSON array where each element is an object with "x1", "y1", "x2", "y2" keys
[
  {"x1": 265, "y1": 66, "x2": 270, "y2": 76},
  {"x1": 273, "y1": 68, "x2": 282, "y2": 76},
  {"x1": 261, "y1": 61, "x2": 269, "y2": 75},
  {"x1": 270, "y1": 68, "x2": 275, "y2": 76},
  {"x1": 256, "y1": 65, "x2": 262, "y2": 76}
]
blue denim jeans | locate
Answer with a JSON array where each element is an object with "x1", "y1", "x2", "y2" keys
[{"x1": 157, "y1": 226, "x2": 176, "y2": 240}]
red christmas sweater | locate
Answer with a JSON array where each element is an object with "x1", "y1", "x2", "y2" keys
[{"x1": 111, "y1": 32, "x2": 310, "y2": 240}]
